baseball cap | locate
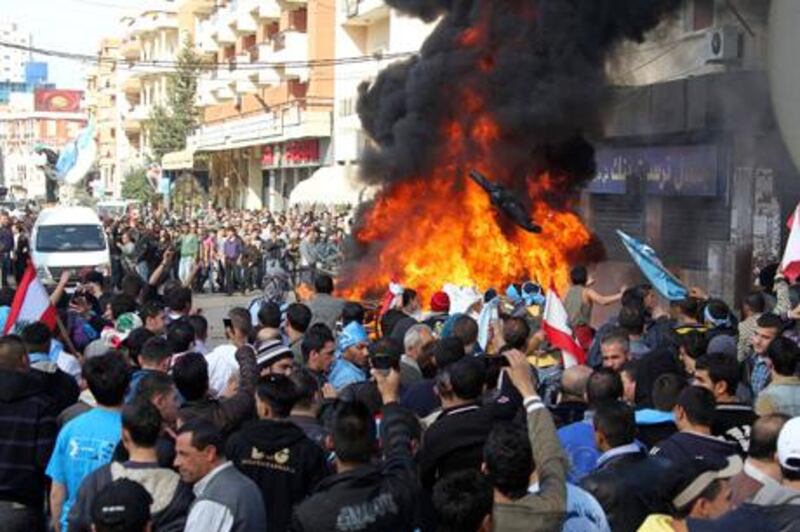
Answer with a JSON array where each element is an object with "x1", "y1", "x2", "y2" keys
[
  {"x1": 671, "y1": 455, "x2": 742, "y2": 510},
  {"x1": 255, "y1": 338, "x2": 294, "y2": 369},
  {"x1": 778, "y1": 416, "x2": 800, "y2": 472},
  {"x1": 91, "y1": 479, "x2": 152, "y2": 531}
]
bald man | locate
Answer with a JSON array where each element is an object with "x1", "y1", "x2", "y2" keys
[
  {"x1": 550, "y1": 365, "x2": 593, "y2": 428},
  {"x1": 729, "y1": 413, "x2": 789, "y2": 507}
]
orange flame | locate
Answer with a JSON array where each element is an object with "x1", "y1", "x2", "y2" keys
[{"x1": 340, "y1": 17, "x2": 593, "y2": 304}]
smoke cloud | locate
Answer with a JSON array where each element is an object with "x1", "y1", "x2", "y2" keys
[{"x1": 357, "y1": 0, "x2": 682, "y2": 191}]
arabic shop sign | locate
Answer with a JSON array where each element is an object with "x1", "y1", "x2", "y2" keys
[{"x1": 590, "y1": 144, "x2": 720, "y2": 196}]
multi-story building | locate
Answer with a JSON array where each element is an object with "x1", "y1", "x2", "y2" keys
[
  {"x1": 86, "y1": 38, "x2": 135, "y2": 199},
  {"x1": 119, "y1": 1, "x2": 181, "y2": 160},
  {"x1": 0, "y1": 22, "x2": 31, "y2": 83},
  {"x1": 0, "y1": 89, "x2": 86, "y2": 199},
  {"x1": 333, "y1": 0, "x2": 435, "y2": 173},
  {"x1": 174, "y1": 0, "x2": 335, "y2": 210}
]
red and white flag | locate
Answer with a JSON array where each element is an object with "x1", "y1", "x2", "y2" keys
[
  {"x1": 782, "y1": 203, "x2": 800, "y2": 282},
  {"x1": 542, "y1": 286, "x2": 586, "y2": 368},
  {"x1": 3, "y1": 262, "x2": 57, "y2": 334}
]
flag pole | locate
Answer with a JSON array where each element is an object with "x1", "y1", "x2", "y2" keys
[{"x1": 55, "y1": 313, "x2": 81, "y2": 361}]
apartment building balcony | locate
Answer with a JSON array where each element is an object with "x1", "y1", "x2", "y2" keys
[
  {"x1": 123, "y1": 74, "x2": 142, "y2": 98},
  {"x1": 211, "y1": 9, "x2": 237, "y2": 44},
  {"x1": 120, "y1": 37, "x2": 141, "y2": 61},
  {"x1": 124, "y1": 104, "x2": 150, "y2": 132},
  {"x1": 132, "y1": 11, "x2": 178, "y2": 35},
  {"x1": 231, "y1": 0, "x2": 258, "y2": 33},
  {"x1": 196, "y1": 18, "x2": 216, "y2": 53},
  {"x1": 342, "y1": 0, "x2": 390, "y2": 25},
  {"x1": 179, "y1": 0, "x2": 215, "y2": 15},
  {"x1": 272, "y1": 30, "x2": 309, "y2": 81},
  {"x1": 197, "y1": 72, "x2": 218, "y2": 107},
  {"x1": 255, "y1": 66, "x2": 281, "y2": 87},
  {"x1": 277, "y1": 0, "x2": 307, "y2": 8},
  {"x1": 254, "y1": 0, "x2": 281, "y2": 20},
  {"x1": 209, "y1": 73, "x2": 235, "y2": 101}
]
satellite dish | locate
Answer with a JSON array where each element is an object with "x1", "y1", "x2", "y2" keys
[{"x1": 769, "y1": 0, "x2": 800, "y2": 172}]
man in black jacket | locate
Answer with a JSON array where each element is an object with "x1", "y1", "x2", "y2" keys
[
  {"x1": 290, "y1": 368, "x2": 419, "y2": 531},
  {"x1": 651, "y1": 386, "x2": 739, "y2": 465},
  {"x1": 174, "y1": 342, "x2": 257, "y2": 436},
  {"x1": 418, "y1": 356, "x2": 493, "y2": 490},
  {"x1": 581, "y1": 401, "x2": 676, "y2": 532},
  {"x1": 21, "y1": 322, "x2": 79, "y2": 415},
  {"x1": 0, "y1": 335, "x2": 57, "y2": 531},
  {"x1": 227, "y1": 374, "x2": 328, "y2": 531},
  {"x1": 695, "y1": 353, "x2": 756, "y2": 454}
]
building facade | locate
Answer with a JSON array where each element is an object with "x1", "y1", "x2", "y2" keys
[
  {"x1": 86, "y1": 38, "x2": 133, "y2": 199},
  {"x1": 586, "y1": 0, "x2": 792, "y2": 308},
  {"x1": 119, "y1": 2, "x2": 181, "y2": 161},
  {"x1": 333, "y1": 0, "x2": 435, "y2": 175},
  {"x1": 0, "y1": 90, "x2": 86, "y2": 199},
  {"x1": 174, "y1": 0, "x2": 335, "y2": 211},
  {"x1": 0, "y1": 22, "x2": 31, "y2": 83}
]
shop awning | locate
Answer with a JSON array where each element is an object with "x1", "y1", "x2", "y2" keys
[
  {"x1": 289, "y1": 165, "x2": 376, "y2": 206},
  {"x1": 161, "y1": 148, "x2": 195, "y2": 170}
]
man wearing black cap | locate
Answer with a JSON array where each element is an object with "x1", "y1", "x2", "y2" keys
[{"x1": 91, "y1": 479, "x2": 152, "y2": 532}]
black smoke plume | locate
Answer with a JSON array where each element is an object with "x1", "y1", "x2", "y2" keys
[{"x1": 357, "y1": 0, "x2": 682, "y2": 192}]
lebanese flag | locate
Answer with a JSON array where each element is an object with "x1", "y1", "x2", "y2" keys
[
  {"x1": 4, "y1": 262, "x2": 57, "y2": 334},
  {"x1": 542, "y1": 286, "x2": 586, "y2": 368},
  {"x1": 782, "y1": 203, "x2": 800, "y2": 282}
]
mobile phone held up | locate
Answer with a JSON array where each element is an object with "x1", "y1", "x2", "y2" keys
[{"x1": 223, "y1": 318, "x2": 232, "y2": 330}]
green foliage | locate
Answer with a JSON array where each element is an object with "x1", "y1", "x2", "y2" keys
[
  {"x1": 121, "y1": 166, "x2": 154, "y2": 201},
  {"x1": 147, "y1": 36, "x2": 204, "y2": 162}
]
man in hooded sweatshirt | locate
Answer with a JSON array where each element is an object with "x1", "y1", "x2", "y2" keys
[
  {"x1": 651, "y1": 385, "x2": 739, "y2": 466},
  {"x1": 226, "y1": 373, "x2": 328, "y2": 531}
]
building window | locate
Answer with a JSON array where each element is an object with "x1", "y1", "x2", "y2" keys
[
  {"x1": 693, "y1": 0, "x2": 714, "y2": 31},
  {"x1": 289, "y1": 8, "x2": 307, "y2": 33}
]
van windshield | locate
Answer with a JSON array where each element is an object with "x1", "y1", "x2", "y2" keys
[{"x1": 36, "y1": 225, "x2": 106, "y2": 252}]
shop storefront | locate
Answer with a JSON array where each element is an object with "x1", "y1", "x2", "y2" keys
[{"x1": 261, "y1": 138, "x2": 326, "y2": 211}]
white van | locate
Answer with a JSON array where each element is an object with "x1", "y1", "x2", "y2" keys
[{"x1": 31, "y1": 206, "x2": 111, "y2": 285}]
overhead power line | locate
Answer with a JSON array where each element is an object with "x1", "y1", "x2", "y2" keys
[{"x1": 0, "y1": 40, "x2": 415, "y2": 72}]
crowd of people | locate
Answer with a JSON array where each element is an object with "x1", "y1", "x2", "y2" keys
[
  {"x1": 3, "y1": 203, "x2": 800, "y2": 531},
  {"x1": 103, "y1": 205, "x2": 348, "y2": 296}
]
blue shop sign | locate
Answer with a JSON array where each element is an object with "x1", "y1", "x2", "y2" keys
[{"x1": 590, "y1": 144, "x2": 720, "y2": 196}]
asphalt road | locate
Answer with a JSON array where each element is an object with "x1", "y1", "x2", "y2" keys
[{"x1": 194, "y1": 291, "x2": 259, "y2": 349}]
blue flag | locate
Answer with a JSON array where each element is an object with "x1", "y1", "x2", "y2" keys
[
  {"x1": 55, "y1": 122, "x2": 96, "y2": 184},
  {"x1": 616, "y1": 230, "x2": 688, "y2": 301}
]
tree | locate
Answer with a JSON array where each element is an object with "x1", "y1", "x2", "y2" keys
[
  {"x1": 121, "y1": 166, "x2": 155, "y2": 201},
  {"x1": 147, "y1": 37, "x2": 203, "y2": 162}
]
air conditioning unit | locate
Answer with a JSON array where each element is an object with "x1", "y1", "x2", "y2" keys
[{"x1": 705, "y1": 25, "x2": 742, "y2": 64}]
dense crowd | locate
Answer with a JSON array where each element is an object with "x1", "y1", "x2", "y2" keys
[
  {"x1": 103, "y1": 205, "x2": 349, "y2": 295},
  {"x1": 3, "y1": 204, "x2": 800, "y2": 532}
]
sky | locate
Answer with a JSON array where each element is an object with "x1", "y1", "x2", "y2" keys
[{"x1": 1, "y1": 0, "x2": 141, "y2": 89}]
